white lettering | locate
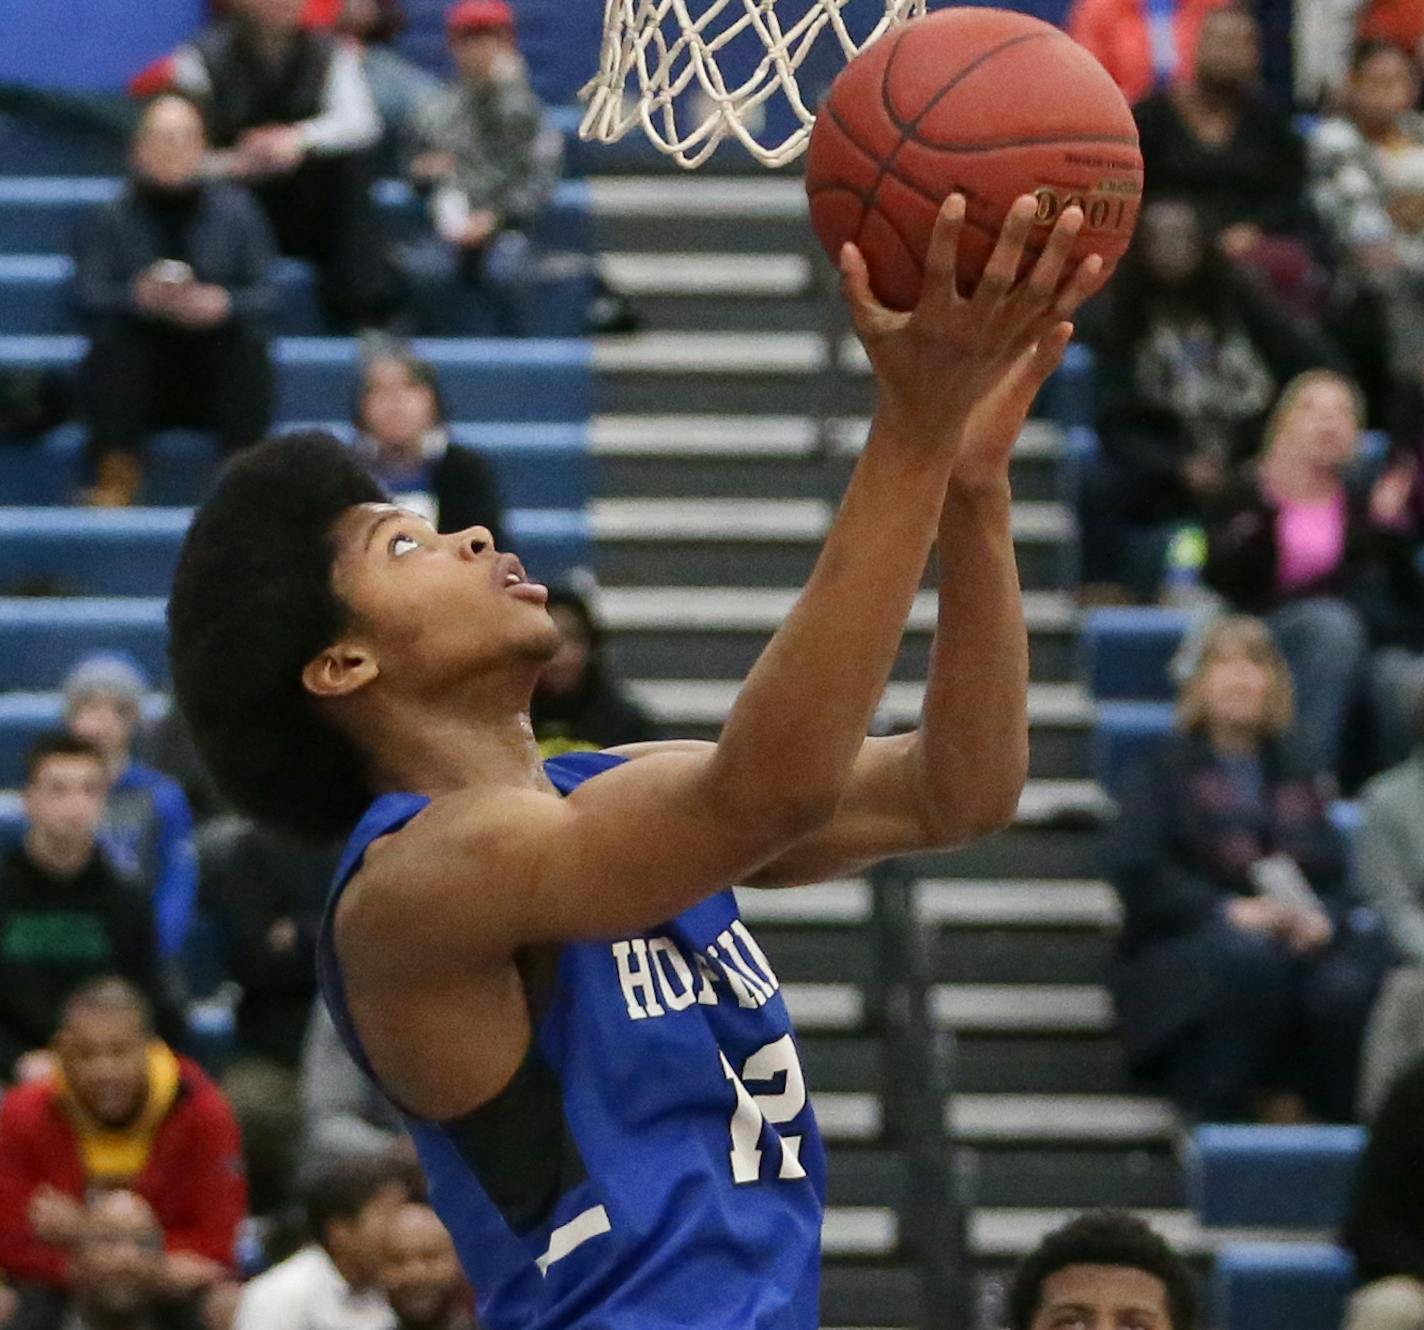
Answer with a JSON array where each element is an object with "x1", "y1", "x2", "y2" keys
[
  {"x1": 706, "y1": 943, "x2": 760, "y2": 1008},
  {"x1": 716, "y1": 929, "x2": 773, "y2": 1005},
  {"x1": 648, "y1": 938, "x2": 696, "y2": 1011},
  {"x1": 730, "y1": 919, "x2": 781, "y2": 994},
  {"x1": 611, "y1": 939, "x2": 665, "y2": 1020},
  {"x1": 693, "y1": 952, "x2": 720, "y2": 1005}
]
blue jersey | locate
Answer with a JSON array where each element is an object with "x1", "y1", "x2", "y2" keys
[{"x1": 317, "y1": 751, "x2": 825, "y2": 1330}]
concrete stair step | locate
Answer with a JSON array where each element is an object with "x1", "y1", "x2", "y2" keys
[
  {"x1": 591, "y1": 176, "x2": 815, "y2": 254},
  {"x1": 590, "y1": 498, "x2": 1074, "y2": 589}
]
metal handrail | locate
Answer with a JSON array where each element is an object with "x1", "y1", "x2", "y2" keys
[{"x1": 866, "y1": 858, "x2": 972, "y2": 1329}]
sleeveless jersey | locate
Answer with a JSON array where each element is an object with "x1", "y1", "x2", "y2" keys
[{"x1": 316, "y1": 751, "x2": 825, "y2": 1330}]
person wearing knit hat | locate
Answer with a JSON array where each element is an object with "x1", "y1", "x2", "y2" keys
[
  {"x1": 63, "y1": 654, "x2": 197, "y2": 963},
  {"x1": 444, "y1": 0, "x2": 514, "y2": 36}
]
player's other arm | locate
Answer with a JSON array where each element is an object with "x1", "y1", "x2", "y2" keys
[{"x1": 352, "y1": 199, "x2": 1081, "y2": 951}]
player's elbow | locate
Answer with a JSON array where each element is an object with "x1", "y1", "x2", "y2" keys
[{"x1": 917, "y1": 756, "x2": 1026, "y2": 847}]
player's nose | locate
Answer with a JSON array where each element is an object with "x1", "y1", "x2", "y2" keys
[{"x1": 450, "y1": 525, "x2": 496, "y2": 559}]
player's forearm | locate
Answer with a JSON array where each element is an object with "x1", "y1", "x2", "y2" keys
[
  {"x1": 706, "y1": 422, "x2": 958, "y2": 831},
  {"x1": 908, "y1": 478, "x2": 1028, "y2": 841}
]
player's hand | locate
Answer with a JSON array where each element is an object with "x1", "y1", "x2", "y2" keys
[{"x1": 842, "y1": 192, "x2": 1103, "y2": 458}]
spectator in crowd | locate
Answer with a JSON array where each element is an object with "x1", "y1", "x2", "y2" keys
[
  {"x1": 0, "y1": 736, "x2": 169, "y2": 1085},
  {"x1": 1311, "y1": 41, "x2": 1424, "y2": 410},
  {"x1": 405, "y1": 1, "x2": 563, "y2": 336},
  {"x1": 301, "y1": 1001, "x2": 406, "y2": 1169},
  {"x1": 1202, "y1": 370, "x2": 1424, "y2": 775},
  {"x1": 1006, "y1": 1210, "x2": 1200, "y2": 1330},
  {"x1": 1133, "y1": 3, "x2": 1328, "y2": 326},
  {"x1": 165, "y1": 0, "x2": 397, "y2": 328},
  {"x1": 75, "y1": 94, "x2": 275, "y2": 507},
  {"x1": 531, "y1": 587, "x2": 659, "y2": 757},
  {"x1": 1342, "y1": 1052, "x2": 1424, "y2": 1330},
  {"x1": 1077, "y1": 198, "x2": 1336, "y2": 601},
  {"x1": 206, "y1": 823, "x2": 343, "y2": 1215},
  {"x1": 233, "y1": 1155, "x2": 413, "y2": 1330},
  {"x1": 142, "y1": 711, "x2": 226, "y2": 827},
  {"x1": 0, "y1": 978, "x2": 245, "y2": 1297},
  {"x1": 336, "y1": 0, "x2": 440, "y2": 148},
  {"x1": 380, "y1": 1203, "x2": 474, "y2": 1330},
  {"x1": 64, "y1": 655, "x2": 198, "y2": 965},
  {"x1": 7, "y1": 1191, "x2": 205, "y2": 1330},
  {"x1": 1067, "y1": 0, "x2": 1229, "y2": 107},
  {"x1": 352, "y1": 349, "x2": 505, "y2": 543},
  {"x1": 1108, "y1": 616, "x2": 1387, "y2": 1122}
]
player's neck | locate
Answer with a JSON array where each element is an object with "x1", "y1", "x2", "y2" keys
[{"x1": 366, "y1": 672, "x2": 549, "y2": 798}]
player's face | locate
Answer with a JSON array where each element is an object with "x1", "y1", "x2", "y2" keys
[
  {"x1": 1030, "y1": 1264, "x2": 1172, "y2": 1329},
  {"x1": 324, "y1": 503, "x2": 559, "y2": 697}
]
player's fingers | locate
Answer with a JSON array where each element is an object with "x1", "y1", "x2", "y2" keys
[
  {"x1": 1050, "y1": 252, "x2": 1107, "y2": 322},
  {"x1": 840, "y1": 242, "x2": 898, "y2": 334},
  {"x1": 913, "y1": 193, "x2": 967, "y2": 323},
  {"x1": 970, "y1": 194, "x2": 1038, "y2": 314},
  {"x1": 1022, "y1": 205, "x2": 1084, "y2": 306},
  {"x1": 1026, "y1": 321, "x2": 1075, "y2": 384}
]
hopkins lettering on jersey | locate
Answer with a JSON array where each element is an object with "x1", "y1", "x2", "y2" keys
[{"x1": 611, "y1": 918, "x2": 781, "y2": 1020}]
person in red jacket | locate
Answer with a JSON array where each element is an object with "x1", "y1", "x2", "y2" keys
[{"x1": 0, "y1": 977, "x2": 246, "y2": 1299}]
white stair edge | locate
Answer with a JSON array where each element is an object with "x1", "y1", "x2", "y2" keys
[
  {"x1": 628, "y1": 679, "x2": 1093, "y2": 728},
  {"x1": 736, "y1": 880, "x2": 870, "y2": 924},
  {"x1": 600, "y1": 252, "x2": 812, "y2": 297},
  {"x1": 589, "y1": 497, "x2": 1071, "y2": 542},
  {"x1": 591, "y1": 414, "x2": 1064, "y2": 460},
  {"x1": 1015, "y1": 780, "x2": 1116, "y2": 825},
  {"x1": 930, "y1": 983, "x2": 1114, "y2": 1033},
  {"x1": 970, "y1": 1209, "x2": 1335, "y2": 1258},
  {"x1": 591, "y1": 332, "x2": 827, "y2": 374},
  {"x1": 822, "y1": 1206, "x2": 898, "y2": 1256},
  {"x1": 782, "y1": 983, "x2": 864, "y2": 1031},
  {"x1": 949, "y1": 1094, "x2": 1178, "y2": 1144},
  {"x1": 813, "y1": 1092, "x2": 883, "y2": 1142},
  {"x1": 595, "y1": 586, "x2": 1075, "y2": 632},
  {"x1": 589, "y1": 176, "x2": 809, "y2": 217},
  {"x1": 915, "y1": 880, "x2": 1120, "y2": 928}
]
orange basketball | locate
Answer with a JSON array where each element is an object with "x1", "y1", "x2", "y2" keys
[{"x1": 805, "y1": 7, "x2": 1143, "y2": 310}]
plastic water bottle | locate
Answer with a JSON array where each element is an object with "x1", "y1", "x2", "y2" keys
[{"x1": 1161, "y1": 524, "x2": 1208, "y2": 606}]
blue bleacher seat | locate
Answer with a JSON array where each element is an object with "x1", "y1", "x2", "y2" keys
[
  {"x1": 1210, "y1": 1243, "x2": 1353, "y2": 1330},
  {"x1": 0, "y1": 598, "x2": 169, "y2": 687},
  {"x1": 0, "y1": 177, "x2": 591, "y2": 257},
  {"x1": 0, "y1": 505, "x2": 590, "y2": 600},
  {"x1": 1092, "y1": 701, "x2": 1175, "y2": 798},
  {"x1": 0, "y1": 423, "x2": 591, "y2": 509},
  {"x1": 0, "y1": 336, "x2": 594, "y2": 422},
  {"x1": 1079, "y1": 607, "x2": 1192, "y2": 702},
  {"x1": 1188, "y1": 1125, "x2": 1367, "y2": 1230}
]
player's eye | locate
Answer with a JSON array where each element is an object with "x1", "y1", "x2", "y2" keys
[{"x1": 389, "y1": 533, "x2": 421, "y2": 557}]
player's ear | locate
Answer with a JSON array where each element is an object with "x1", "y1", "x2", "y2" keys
[{"x1": 302, "y1": 641, "x2": 380, "y2": 699}]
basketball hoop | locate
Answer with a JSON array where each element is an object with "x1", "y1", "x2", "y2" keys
[{"x1": 580, "y1": 0, "x2": 926, "y2": 169}]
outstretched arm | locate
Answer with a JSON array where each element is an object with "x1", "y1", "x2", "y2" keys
[
  {"x1": 348, "y1": 198, "x2": 1083, "y2": 957},
  {"x1": 617, "y1": 218, "x2": 1105, "y2": 887}
]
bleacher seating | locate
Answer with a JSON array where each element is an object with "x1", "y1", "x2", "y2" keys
[
  {"x1": 1189, "y1": 1127, "x2": 1365, "y2": 1330},
  {"x1": 1210, "y1": 1243, "x2": 1355, "y2": 1330}
]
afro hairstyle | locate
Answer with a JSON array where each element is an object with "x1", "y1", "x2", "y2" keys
[
  {"x1": 168, "y1": 433, "x2": 388, "y2": 841},
  {"x1": 1005, "y1": 1210, "x2": 1199, "y2": 1330}
]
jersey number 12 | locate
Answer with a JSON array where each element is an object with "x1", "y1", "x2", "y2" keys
[{"x1": 719, "y1": 1034, "x2": 808, "y2": 1185}]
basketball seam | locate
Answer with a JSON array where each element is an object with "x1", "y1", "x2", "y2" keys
[
  {"x1": 815, "y1": 103, "x2": 1020, "y2": 245},
  {"x1": 881, "y1": 29, "x2": 1051, "y2": 138}
]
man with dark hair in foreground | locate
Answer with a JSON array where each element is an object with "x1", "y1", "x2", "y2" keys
[
  {"x1": 1006, "y1": 1210, "x2": 1200, "y2": 1330},
  {"x1": 168, "y1": 197, "x2": 1103, "y2": 1329}
]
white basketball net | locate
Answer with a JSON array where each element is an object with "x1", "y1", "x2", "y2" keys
[{"x1": 580, "y1": 0, "x2": 927, "y2": 169}]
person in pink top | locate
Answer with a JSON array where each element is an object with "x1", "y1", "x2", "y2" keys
[
  {"x1": 1068, "y1": 0, "x2": 1231, "y2": 107},
  {"x1": 1204, "y1": 369, "x2": 1424, "y2": 776}
]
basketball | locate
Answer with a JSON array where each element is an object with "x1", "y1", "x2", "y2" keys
[{"x1": 805, "y1": 7, "x2": 1144, "y2": 310}]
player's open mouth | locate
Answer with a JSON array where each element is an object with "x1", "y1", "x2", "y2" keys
[{"x1": 494, "y1": 554, "x2": 549, "y2": 605}]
